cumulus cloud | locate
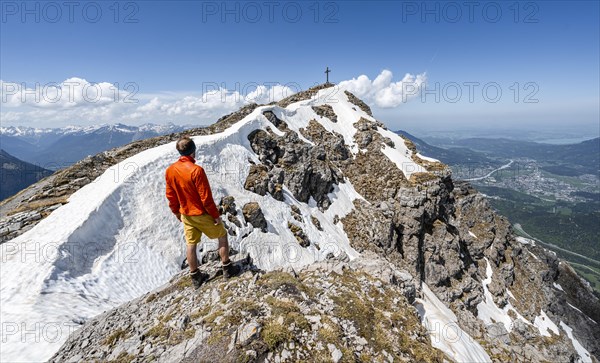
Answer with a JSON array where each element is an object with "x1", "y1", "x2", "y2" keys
[
  {"x1": 338, "y1": 70, "x2": 426, "y2": 108},
  {"x1": 124, "y1": 84, "x2": 298, "y2": 123},
  {"x1": 0, "y1": 79, "x2": 296, "y2": 126},
  {"x1": 1, "y1": 70, "x2": 425, "y2": 127},
  {"x1": 1, "y1": 78, "x2": 128, "y2": 108}
]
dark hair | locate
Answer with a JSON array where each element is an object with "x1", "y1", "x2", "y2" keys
[{"x1": 176, "y1": 136, "x2": 196, "y2": 156}]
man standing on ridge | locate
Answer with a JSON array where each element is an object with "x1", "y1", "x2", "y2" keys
[{"x1": 165, "y1": 136, "x2": 240, "y2": 288}]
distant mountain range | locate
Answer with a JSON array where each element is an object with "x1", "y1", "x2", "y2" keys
[
  {"x1": 0, "y1": 123, "x2": 192, "y2": 170},
  {"x1": 0, "y1": 149, "x2": 52, "y2": 200}
]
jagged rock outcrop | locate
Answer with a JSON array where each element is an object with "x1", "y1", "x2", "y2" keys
[
  {"x1": 287, "y1": 222, "x2": 310, "y2": 248},
  {"x1": 243, "y1": 164, "x2": 284, "y2": 201},
  {"x1": 344, "y1": 90, "x2": 373, "y2": 117},
  {"x1": 242, "y1": 202, "x2": 268, "y2": 233},
  {"x1": 242, "y1": 87, "x2": 598, "y2": 362},
  {"x1": 312, "y1": 104, "x2": 338, "y2": 123},
  {"x1": 343, "y1": 166, "x2": 600, "y2": 361},
  {"x1": 246, "y1": 122, "x2": 345, "y2": 209},
  {"x1": 276, "y1": 83, "x2": 334, "y2": 108}
]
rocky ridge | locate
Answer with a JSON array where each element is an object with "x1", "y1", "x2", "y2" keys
[
  {"x1": 11, "y1": 84, "x2": 599, "y2": 362},
  {"x1": 51, "y1": 252, "x2": 445, "y2": 363}
]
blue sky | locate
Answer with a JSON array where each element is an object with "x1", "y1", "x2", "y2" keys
[{"x1": 1, "y1": 0, "x2": 598, "y2": 135}]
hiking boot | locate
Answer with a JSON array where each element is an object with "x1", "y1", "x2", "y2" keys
[
  {"x1": 190, "y1": 269, "x2": 208, "y2": 289},
  {"x1": 181, "y1": 258, "x2": 189, "y2": 270},
  {"x1": 222, "y1": 260, "x2": 241, "y2": 279}
]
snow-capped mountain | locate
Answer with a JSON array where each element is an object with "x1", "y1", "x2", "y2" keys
[
  {"x1": 1, "y1": 85, "x2": 598, "y2": 362},
  {"x1": 0, "y1": 122, "x2": 187, "y2": 138},
  {"x1": 0, "y1": 123, "x2": 192, "y2": 172}
]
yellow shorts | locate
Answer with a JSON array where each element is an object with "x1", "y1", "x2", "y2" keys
[{"x1": 181, "y1": 214, "x2": 227, "y2": 245}]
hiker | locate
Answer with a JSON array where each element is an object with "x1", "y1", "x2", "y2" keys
[{"x1": 165, "y1": 136, "x2": 240, "y2": 288}]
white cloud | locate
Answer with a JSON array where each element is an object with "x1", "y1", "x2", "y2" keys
[
  {"x1": 1, "y1": 70, "x2": 425, "y2": 127},
  {"x1": 338, "y1": 69, "x2": 427, "y2": 108},
  {"x1": 0, "y1": 78, "x2": 127, "y2": 109}
]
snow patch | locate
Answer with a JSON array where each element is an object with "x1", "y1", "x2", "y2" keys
[
  {"x1": 533, "y1": 310, "x2": 560, "y2": 337},
  {"x1": 506, "y1": 289, "x2": 516, "y2": 300},
  {"x1": 377, "y1": 127, "x2": 426, "y2": 178},
  {"x1": 281, "y1": 88, "x2": 365, "y2": 154},
  {"x1": 560, "y1": 321, "x2": 592, "y2": 363},
  {"x1": 416, "y1": 152, "x2": 439, "y2": 162},
  {"x1": 515, "y1": 236, "x2": 536, "y2": 246},
  {"x1": 415, "y1": 284, "x2": 492, "y2": 363},
  {"x1": 553, "y1": 282, "x2": 564, "y2": 291},
  {"x1": 468, "y1": 231, "x2": 478, "y2": 239},
  {"x1": 476, "y1": 258, "x2": 531, "y2": 332},
  {"x1": 568, "y1": 303, "x2": 583, "y2": 314}
]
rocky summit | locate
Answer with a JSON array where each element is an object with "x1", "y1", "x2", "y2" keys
[
  {"x1": 50, "y1": 252, "x2": 442, "y2": 363},
  {"x1": 1, "y1": 84, "x2": 598, "y2": 363}
]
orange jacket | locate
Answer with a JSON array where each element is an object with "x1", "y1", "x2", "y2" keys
[{"x1": 165, "y1": 155, "x2": 220, "y2": 220}]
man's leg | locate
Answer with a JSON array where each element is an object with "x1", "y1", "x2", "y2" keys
[
  {"x1": 218, "y1": 235, "x2": 230, "y2": 263},
  {"x1": 182, "y1": 215, "x2": 201, "y2": 272},
  {"x1": 198, "y1": 214, "x2": 239, "y2": 278},
  {"x1": 187, "y1": 243, "x2": 199, "y2": 272},
  {"x1": 218, "y1": 234, "x2": 240, "y2": 278},
  {"x1": 187, "y1": 243, "x2": 208, "y2": 288},
  {"x1": 182, "y1": 215, "x2": 208, "y2": 288}
]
